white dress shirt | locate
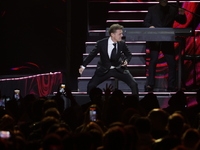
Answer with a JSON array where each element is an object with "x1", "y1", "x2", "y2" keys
[
  {"x1": 108, "y1": 37, "x2": 117, "y2": 59},
  {"x1": 108, "y1": 37, "x2": 118, "y2": 69}
]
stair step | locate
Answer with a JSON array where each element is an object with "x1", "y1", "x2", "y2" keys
[
  {"x1": 71, "y1": 91, "x2": 197, "y2": 96},
  {"x1": 80, "y1": 66, "x2": 146, "y2": 77},
  {"x1": 108, "y1": 2, "x2": 158, "y2": 11},
  {"x1": 87, "y1": 31, "x2": 106, "y2": 42},
  {"x1": 82, "y1": 64, "x2": 146, "y2": 68},
  {"x1": 86, "y1": 41, "x2": 147, "y2": 53},
  {"x1": 77, "y1": 76, "x2": 187, "y2": 92},
  {"x1": 78, "y1": 76, "x2": 190, "y2": 93},
  {"x1": 106, "y1": 21, "x2": 144, "y2": 28},
  {"x1": 78, "y1": 77, "x2": 146, "y2": 92},
  {"x1": 108, "y1": 11, "x2": 147, "y2": 20},
  {"x1": 82, "y1": 53, "x2": 146, "y2": 65},
  {"x1": 108, "y1": 1, "x2": 183, "y2": 11}
]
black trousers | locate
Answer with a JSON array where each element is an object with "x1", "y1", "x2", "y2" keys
[
  {"x1": 87, "y1": 68, "x2": 138, "y2": 95},
  {"x1": 147, "y1": 42, "x2": 176, "y2": 89}
]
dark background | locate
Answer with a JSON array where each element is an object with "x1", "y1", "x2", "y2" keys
[{"x1": 0, "y1": 0, "x2": 88, "y2": 90}]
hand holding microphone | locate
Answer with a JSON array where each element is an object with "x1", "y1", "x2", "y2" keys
[{"x1": 121, "y1": 60, "x2": 128, "y2": 66}]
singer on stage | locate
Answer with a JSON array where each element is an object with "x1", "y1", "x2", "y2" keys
[
  {"x1": 144, "y1": 0, "x2": 187, "y2": 92},
  {"x1": 79, "y1": 24, "x2": 138, "y2": 96}
]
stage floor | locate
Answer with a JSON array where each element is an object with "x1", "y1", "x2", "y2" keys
[{"x1": 70, "y1": 91, "x2": 197, "y2": 109}]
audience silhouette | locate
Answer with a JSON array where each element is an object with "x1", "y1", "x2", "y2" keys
[
  {"x1": 147, "y1": 108, "x2": 169, "y2": 139},
  {"x1": 0, "y1": 84, "x2": 200, "y2": 150}
]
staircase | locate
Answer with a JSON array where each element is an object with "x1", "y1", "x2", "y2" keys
[
  {"x1": 78, "y1": 1, "x2": 157, "y2": 93},
  {"x1": 69, "y1": 0, "x2": 200, "y2": 108},
  {"x1": 78, "y1": 40, "x2": 147, "y2": 93},
  {"x1": 77, "y1": 0, "x2": 198, "y2": 94}
]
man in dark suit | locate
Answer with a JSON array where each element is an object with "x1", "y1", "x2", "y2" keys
[
  {"x1": 79, "y1": 24, "x2": 138, "y2": 96},
  {"x1": 144, "y1": 0, "x2": 187, "y2": 92}
]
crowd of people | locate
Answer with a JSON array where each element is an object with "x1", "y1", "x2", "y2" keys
[{"x1": 0, "y1": 84, "x2": 200, "y2": 150}]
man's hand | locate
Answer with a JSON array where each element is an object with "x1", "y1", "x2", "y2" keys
[
  {"x1": 103, "y1": 83, "x2": 114, "y2": 98},
  {"x1": 79, "y1": 67, "x2": 85, "y2": 75},
  {"x1": 121, "y1": 60, "x2": 128, "y2": 66},
  {"x1": 179, "y1": 8, "x2": 185, "y2": 15}
]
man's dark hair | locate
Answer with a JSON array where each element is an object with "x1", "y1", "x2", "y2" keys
[{"x1": 108, "y1": 24, "x2": 124, "y2": 35}]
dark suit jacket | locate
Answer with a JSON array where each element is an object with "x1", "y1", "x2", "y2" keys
[
  {"x1": 82, "y1": 38, "x2": 132, "y2": 76},
  {"x1": 143, "y1": 4, "x2": 187, "y2": 52},
  {"x1": 144, "y1": 4, "x2": 186, "y2": 28}
]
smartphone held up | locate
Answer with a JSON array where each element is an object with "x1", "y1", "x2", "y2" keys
[{"x1": 89, "y1": 104, "x2": 97, "y2": 122}]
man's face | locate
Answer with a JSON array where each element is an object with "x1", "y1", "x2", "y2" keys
[
  {"x1": 111, "y1": 29, "x2": 123, "y2": 42},
  {"x1": 159, "y1": 0, "x2": 168, "y2": 6}
]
